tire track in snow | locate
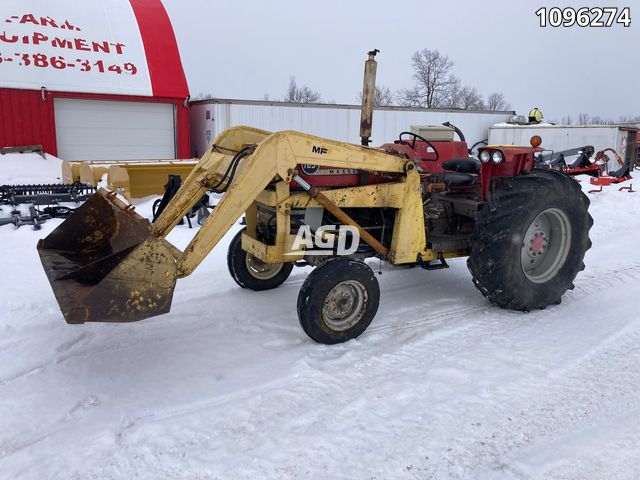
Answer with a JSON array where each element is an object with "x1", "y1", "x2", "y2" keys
[
  {"x1": 2, "y1": 258, "x2": 640, "y2": 391},
  {"x1": 54, "y1": 332, "x2": 94, "y2": 353},
  {"x1": 0, "y1": 365, "x2": 45, "y2": 387},
  {"x1": 368, "y1": 303, "x2": 487, "y2": 336},
  {"x1": 103, "y1": 260, "x2": 640, "y2": 435},
  {"x1": 156, "y1": 257, "x2": 639, "y2": 397},
  {"x1": 0, "y1": 393, "x2": 102, "y2": 461},
  {"x1": 367, "y1": 258, "x2": 640, "y2": 342},
  {"x1": 3, "y1": 262, "x2": 640, "y2": 475},
  {"x1": 465, "y1": 326, "x2": 640, "y2": 479},
  {"x1": 105, "y1": 293, "x2": 640, "y2": 480}
]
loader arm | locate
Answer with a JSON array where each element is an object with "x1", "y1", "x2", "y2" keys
[
  {"x1": 156, "y1": 129, "x2": 409, "y2": 276},
  {"x1": 151, "y1": 125, "x2": 273, "y2": 236},
  {"x1": 38, "y1": 127, "x2": 412, "y2": 324}
]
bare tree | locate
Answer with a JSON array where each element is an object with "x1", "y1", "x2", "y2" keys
[
  {"x1": 284, "y1": 76, "x2": 322, "y2": 103},
  {"x1": 485, "y1": 92, "x2": 510, "y2": 111},
  {"x1": 397, "y1": 86, "x2": 427, "y2": 108},
  {"x1": 397, "y1": 49, "x2": 459, "y2": 108},
  {"x1": 357, "y1": 85, "x2": 394, "y2": 107},
  {"x1": 582, "y1": 114, "x2": 640, "y2": 125},
  {"x1": 439, "y1": 76, "x2": 462, "y2": 108},
  {"x1": 396, "y1": 48, "x2": 514, "y2": 112},
  {"x1": 456, "y1": 85, "x2": 484, "y2": 110},
  {"x1": 618, "y1": 115, "x2": 636, "y2": 123},
  {"x1": 437, "y1": 79, "x2": 483, "y2": 110},
  {"x1": 577, "y1": 113, "x2": 590, "y2": 124}
]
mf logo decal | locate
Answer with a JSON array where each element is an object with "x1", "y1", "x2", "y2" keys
[{"x1": 312, "y1": 145, "x2": 328, "y2": 155}]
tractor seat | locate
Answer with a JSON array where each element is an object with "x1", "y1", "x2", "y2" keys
[
  {"x1": 429, "y1": 171, "x2": 476, "y2": 187},
  {"x1": 442, "y1": 158, "x2": 481, "y2": 174}
]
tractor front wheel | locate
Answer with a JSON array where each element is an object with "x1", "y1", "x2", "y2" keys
[
  {"x1": 227, "y1": 229, "x2": 293, "y2": 291},
  {"x1": 467, "y1": 169, "x2": 592, "y2": 311},
  {"x1": 297, "y1": 258, "x2": 380, "y2": 344}
]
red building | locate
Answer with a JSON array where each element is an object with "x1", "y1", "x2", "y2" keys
[{"x1": 0, "y1": 0, "x2": 190, "y2": 160}]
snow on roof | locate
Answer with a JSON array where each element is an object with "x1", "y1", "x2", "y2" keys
[
  {"x1": 0, "y1": 0, "x2": 188, "y2": 98},
  {"x1": 491, "y1": 123, "x2": 632, "y2": 129}
]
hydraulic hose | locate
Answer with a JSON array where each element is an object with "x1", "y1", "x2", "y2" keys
[
  {"x1": 441, "y1": 122, "x2": 466, "y2": 143},
  {"x1": 210, "y1": 145, "x2": 256, "y2": 193}
]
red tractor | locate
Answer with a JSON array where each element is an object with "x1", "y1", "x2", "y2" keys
[{"x1": 38, "y1": 51, "x2": 593, "y2": 345}]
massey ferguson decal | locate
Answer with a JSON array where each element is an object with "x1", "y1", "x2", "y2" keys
[
  {"x1": 0, "y1": 1, "x2": 152, "y2": 95},
  {"x1": 300, "y1": 164, "x2": 358, "y2": 176},
  {"x1": 302, "y1": 146, "x2": 358, "y2": 175}
]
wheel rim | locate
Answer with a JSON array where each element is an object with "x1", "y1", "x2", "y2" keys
[
  {"x1": 322, "y1": 280, "x2": 367, "y2": 331},
  {"x1": 520, "y1": 208, "x2": 572, "y2": 284},
  {"x1": 245, "y1": 254, "x2": 284, "y2": 280}
]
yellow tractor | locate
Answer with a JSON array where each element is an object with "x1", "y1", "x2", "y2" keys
[{"x1": 38, "y1": 51, "x2": 592, "y2": 344}]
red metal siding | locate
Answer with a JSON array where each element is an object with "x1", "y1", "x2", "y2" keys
[
  {"x1": 0, "y1": 88, "x2": 56, "y2": 153},
  {"x1": 0, "y1": 88, "x2": 190, "y2": 158},
  {"x1": 129, "y1": 0, "x2": 189, "y2": 99}
]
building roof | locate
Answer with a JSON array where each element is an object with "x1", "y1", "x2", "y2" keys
[
  {"x1": 190, "y1": 97, "x2": 515, "y2": 115},
  {"x1": 0, "y1": 0, "x2": 188, "y2": 98}
]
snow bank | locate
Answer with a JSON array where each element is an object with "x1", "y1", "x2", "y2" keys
[{"x1": 0, "y1": 152, "x2": 63, "y2": 185}]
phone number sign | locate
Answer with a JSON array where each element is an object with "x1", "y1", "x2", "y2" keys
[{"x1": 0, "y1": 1, "x2": 153, "y2": 96}]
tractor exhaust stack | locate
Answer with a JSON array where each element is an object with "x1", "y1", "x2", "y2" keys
[{"x1": 360, "y1": 49, "x2": 379, "y2": 146}]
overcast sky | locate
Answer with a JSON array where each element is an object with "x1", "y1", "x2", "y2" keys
[{"x1": 164, "y1": 0, "x2": 638, "y2": 121}]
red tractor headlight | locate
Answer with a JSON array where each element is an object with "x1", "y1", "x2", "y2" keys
[
  {"x1": 491, "y1": 151, "x2": 504, "y2": 164},
  {"x1": 479, "y1": 150, "x2": 491, "y2": 163}
]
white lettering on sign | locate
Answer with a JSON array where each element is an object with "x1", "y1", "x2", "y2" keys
[{"x1": 0, "y1": 1, "x2": 152, "y2": 96}]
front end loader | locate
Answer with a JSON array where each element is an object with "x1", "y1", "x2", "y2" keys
[{"x1": 38, "y1": 51, "x2": 593, "y2": 344}]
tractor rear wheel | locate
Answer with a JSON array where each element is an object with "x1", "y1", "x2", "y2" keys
[
  {"x1": 227, "y1": 229, "x2": 293, "y2": 291},
  {"x1": 297, "y1": 258, "x2": 380, "y2": 344},
  {"x1": 467, "y1": 169, "x2": 592, "y2": 311}
]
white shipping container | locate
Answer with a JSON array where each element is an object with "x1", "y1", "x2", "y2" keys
[{"x1": 189, "y1": 99, "x2": 514, "y2": 157}]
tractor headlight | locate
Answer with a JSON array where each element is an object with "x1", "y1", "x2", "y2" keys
[
  {"x1": 479, "y1": 150, "x2": 491, "y2": 163},
  {"x1": 491, "y1": 151, "x2": 504, "y2": 164}
]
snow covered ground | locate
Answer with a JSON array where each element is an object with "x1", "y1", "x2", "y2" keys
[
  {"x1": 0, "y1": 153, "x2": 63, "y2": 184},
  {"x1": 0, "y1": 170, "x2": 639, "y2": 479}
]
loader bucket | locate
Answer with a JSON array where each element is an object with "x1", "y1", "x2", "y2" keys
[{"x1": 37, "y1": 189, "x2": 178, "y2": 324}]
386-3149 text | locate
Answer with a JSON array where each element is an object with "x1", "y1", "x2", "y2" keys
[
  {"x1": 535, "y1": 7, "x2": 631, "y2": 27},
  {"x1": 0, "y1": 52, "x2": 137, "y2": 75}
]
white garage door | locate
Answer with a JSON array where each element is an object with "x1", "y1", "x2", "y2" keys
[{"x1": 54, "y1": 98, "x2": 176, "y2": 160}]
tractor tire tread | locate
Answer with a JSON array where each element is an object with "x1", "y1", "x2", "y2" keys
[
  {"x1": 227, "y1": 228, "x2": 293, "y2": 291},
  {"x1": 467, "y1": 168, "x2": 592, "y2": 311}
]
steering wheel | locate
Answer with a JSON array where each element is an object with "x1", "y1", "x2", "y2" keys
[{"x1": 398, "y1": 131, "x2": 440, "y2": 162}]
